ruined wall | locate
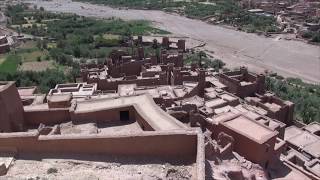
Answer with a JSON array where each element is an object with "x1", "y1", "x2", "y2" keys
[
  {"x1": 217, "y1": 74, "x2": 240, "y2": 95},
  {"x1": 215, "y1": 124, "x2": 277, "y2": 167},
  {"x1": 163, "y1": 54, "x2": 183, "y2": 67},
  {"x1": 218, "y1": 73, "x2": 261, "y2": 98},
  {"x1": 172, "y1": 69, "x2": 183, "y2": 85},
  {"x1": 96, "y1": 75, "x2": 167, "y2": 91},
  {"x1": 177, "y1": 39, "x2": 186, "y2": 52},
  {"x1": 197, "y1": 70, "x2": 206, "y2": 97},
  {"x1": 0, "y1": 82, "x2": 24, "y2": 132},
  {"x1": 108, "y1": 59, "x2": 150, "y2": 78},
  {"x1": 249, "y1": 96, "x2": 295, "y2": 126},
  {"x1": 238, "y1": 83, "x2": 257, "y2": 98}
]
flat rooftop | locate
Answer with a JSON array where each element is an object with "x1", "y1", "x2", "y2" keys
[
  {"x1": 145, "y1": 65, "x2": 162, "y2": 72},
  {"x1": 205, "y1": 98, "x2": 227, "y2": 108},
  {"x1": 264, "y1": 102, "x2": 282, "y2": 112},
  {"x1": 286, "y1": 131, "x2": 318, "y2": 148},
  {"x1": 284, "y1": 126, "x2": 304, "y2": 141},
  {"x1": 177, "y1": 96, "x2": 204, "y2": 107},
  {"x1": 240, "y1": 81, "x2": 253, "y2": 86},
  {"x1": 304, "y1": 122, "x2": 320, "y2": 135},
  {"x1": 303, "y1": 141, "x2": 320, "y2": 159},
  {"x1": 48, "y1": 94, "x2": 72, "y2": 103},
  {"x1": 18, "y1": 87, "x2": 37, "y2": 96},
  {"x1": 220, "y1": 93, "x2": 237, "y2": 102},
  {"x1": 223, "y1": 115, "x2": 277, "y2": 142},
  {"x1": 74, "y1": 94, "x2": 187, "y2": 131}
]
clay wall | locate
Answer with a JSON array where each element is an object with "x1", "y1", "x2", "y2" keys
[
  {"x1": 177, "y1": 39, "x2": 186, "y2": 52},
  {"x1": 24, "y1": 108, "x2": 70, "y2": 126},
  {"x1": 135, "y1": 110, "x2": 155, "y2": 131},
  {"x1": 171, "y1": 69, "x2": 183, "y2": 85},
  {"x1": 214, "y1": 122, "x2": 277, "y2": 167},
  {"x1": 141, "y1": 71, "x2": 157, "y2": 78},
  {"x1": 96, "y1": 74, "x2": 167, "y2": 91},
  {"x1": 163, "y1": 54, "x2": 183, "y2": 67},
  {"x1": 246, "y1": 73, "x2": 257, "y2": 82},
  {"x1": 0, "y1": 82, "x2": 24, "y2": 132},
  {"x1": 217, "y1": 74, "x2": 240, "y2": 95},
  {"x1": 286, "y1": 103, "x2": 294, "y2": 125},
  {"x1": 0, "y1": 131, "x2": 197, "y2": 159},
  {"x1": 218, "y1": 73, "x2": 263, "y2": 98},
  {"x1": 162, "y1": 37, "x2": 170, "y2": 49},
  {"x1": 97, "y1": 80, "x2": 118, "y2": 90},
  {"x1": 71, "y1": 106, "x2": 136, "y2": 124},
  {"x1": 0, "y1": 45, "x2": 10, "y2": 54},
  {"x1": 238, "y1": 83, "x2": 257, "y2": 98},
  {"x1": 197, "y1": 70, "x2": 206, "y2": 97},
  {"x1": 182, "y1": 75, "x2": 198, "y2": 82},
  {"x1": 0, "y1": 37, "x2": 8, "y2": 44},
  {"x1": 0, "y1": 100, "x2": 11, "y2": 132},
  {"x1": 108, "y1": 60, "x2": 149, "y2": 78},
  {"x1": 81, "y1": 68, "x2": 105, "y2": 82},
  {"x1": 137, "y1": 47, "x2": 144, "y2": 60},
  {"x1": 252, "y1": 97, "x2": 294, "y2": 125}
]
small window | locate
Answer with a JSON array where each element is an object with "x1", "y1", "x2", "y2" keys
[{"x1": 120, "y1": 111, "x2": 130, "y2": 121}]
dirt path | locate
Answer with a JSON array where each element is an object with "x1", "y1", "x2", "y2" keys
[{"x1": 26, "y1": 0, "x2": 320, "y2": 83}]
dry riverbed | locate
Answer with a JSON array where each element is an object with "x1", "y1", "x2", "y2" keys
[{"x1": 26, "y1": 0, "x2": 320, "y2": 83}]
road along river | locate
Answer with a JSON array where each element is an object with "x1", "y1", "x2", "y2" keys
[{"x1": 27, "y1": 0, "x2": 320, "y2": 83}]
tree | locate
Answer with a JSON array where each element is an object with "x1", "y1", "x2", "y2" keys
[
  {"x1": 42, "y1": 39, "x2": 48, "y2": 50},
  {"x1": 36, "y1": 39, "x2": 42, "y2": 49},
  {"x1": 152, "y1": 39, "x2": 158, "y2": 49},
  {"x1": 198, "y1": 51, "x2": 206, "y2": 67}
]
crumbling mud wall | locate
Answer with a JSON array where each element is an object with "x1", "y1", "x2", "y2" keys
[
  {"x1": 216, "y1": 123, "x2": 277, "y2": 167},
  {"x1": 95, "y1": 74, "x2": 167, "y2": 91}
]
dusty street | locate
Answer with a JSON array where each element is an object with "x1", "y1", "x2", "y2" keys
[{"x1": 27, "y1": 0, "x2": 320, "y2": 83}]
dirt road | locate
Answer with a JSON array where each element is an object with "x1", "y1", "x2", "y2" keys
[{"x1": 27, "y1": 0, "x2": 320, "y2": 83}]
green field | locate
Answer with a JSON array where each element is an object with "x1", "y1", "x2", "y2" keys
[
  {"x1": 0, "y1": 54, "x2": 21, "y2": 74},
  {"x1": 0, "y1": 54, "x2": 7, "y2": 65},
  {"x1": 266, "y1": 77, "x2": 320, "y2": 124}
]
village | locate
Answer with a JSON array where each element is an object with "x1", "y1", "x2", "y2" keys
[
  {"x1": 0, "y1": 36, "x2": 319, "y2": 179},
  {"x1": 0, "y1": 1, "x2": 319, "y2": 180}
]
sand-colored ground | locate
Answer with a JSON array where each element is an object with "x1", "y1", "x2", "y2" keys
[
  {"x1": 26, "y1": 0, "x2": 320, "y2": 83},
  {"x1": 3, "y1": 153, "x2": 194, "y2": 180},
  {"x1": 58, "y1": 121, "x2": 143, "y2": 135}
]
